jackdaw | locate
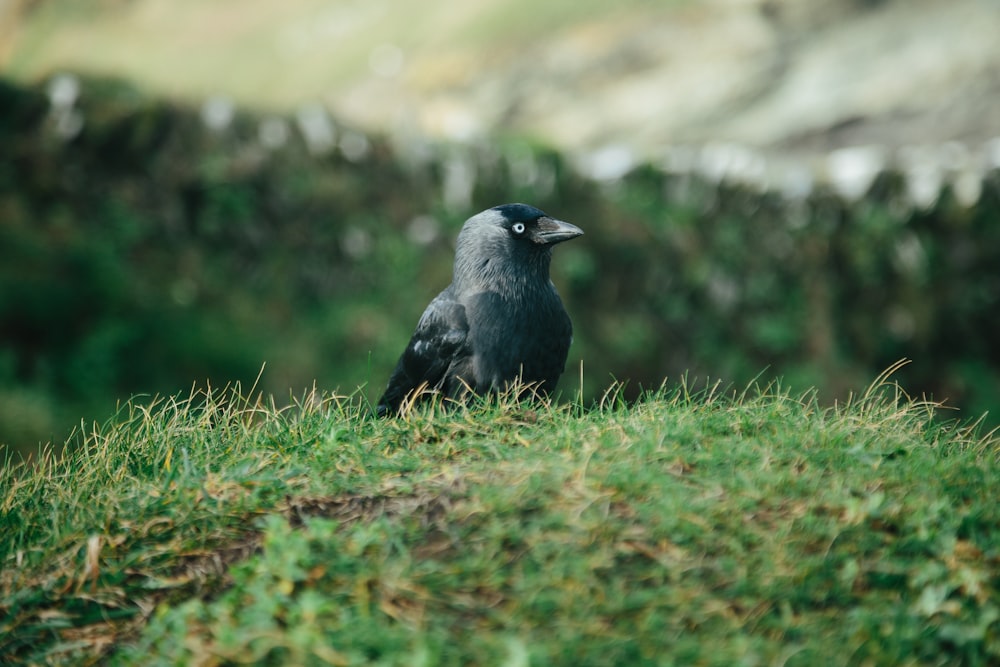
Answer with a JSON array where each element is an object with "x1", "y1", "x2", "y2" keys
[{"x1": 376, "y1": 203, "x2": 583, "y2": 416}]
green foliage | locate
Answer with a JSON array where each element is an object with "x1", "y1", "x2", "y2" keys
[
  {"x1": 1, "y1": 378, "x2": 998, "y2": 665},
  {"x1": 1, "y1": 76, "x2": 999, "y2": 456}
]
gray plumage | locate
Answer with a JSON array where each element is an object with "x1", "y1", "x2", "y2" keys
[{"x1": 377, "y1": 203, "x2": 583, "y2": 416}]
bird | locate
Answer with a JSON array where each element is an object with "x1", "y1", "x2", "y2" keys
[{"x1": 376, "y1": 203, "x2": 583, "y2": 417}]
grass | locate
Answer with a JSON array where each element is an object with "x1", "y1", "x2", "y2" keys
[{"x1": 1, "y1": 368, "x2": 998, "y2": 665}]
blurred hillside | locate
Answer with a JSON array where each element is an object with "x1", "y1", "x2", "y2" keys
[
  {"x1": 5, "y1": 0, "x2": 1000, "y2": 166},
  {"x1": 2, "y1": 0, "x2": 999, "y2": 457}
]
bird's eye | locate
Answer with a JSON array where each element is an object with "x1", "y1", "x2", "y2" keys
[{"x1": 511, "y1": 222, "x2": 526, "y2": 235}]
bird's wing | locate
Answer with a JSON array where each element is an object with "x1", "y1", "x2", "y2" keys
[{"x1": 376, "y1": 286, "x2": 472, "y2": 416}]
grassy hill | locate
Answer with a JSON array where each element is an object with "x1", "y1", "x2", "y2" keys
[{"x1": 2, "y1": 367, "x2": 998, "y2": 665}]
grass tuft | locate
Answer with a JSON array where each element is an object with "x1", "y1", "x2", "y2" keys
[{"x1": 2, "y1": 371, "x2": 998, "y2": 665}]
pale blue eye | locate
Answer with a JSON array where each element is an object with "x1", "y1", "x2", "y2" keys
[{"x1": 512, "y1": 222, "x2": 526, "y2": 235}]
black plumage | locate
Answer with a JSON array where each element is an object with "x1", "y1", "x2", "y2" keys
[{"x1": 376, "y1": 203, "x2": 583, "y2": 416}]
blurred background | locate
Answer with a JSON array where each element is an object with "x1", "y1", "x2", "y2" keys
[{"x1": 2, "y1": 0, "x2": 999, "y2": 460}]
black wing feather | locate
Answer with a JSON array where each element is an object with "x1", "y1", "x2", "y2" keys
[{"x1": 376, "y1": 286, "x2": 472, "y2": 416}]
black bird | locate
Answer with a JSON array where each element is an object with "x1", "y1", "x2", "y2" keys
[{"x1": 376, "y1": 203, "x2": 583, "y2": 416}]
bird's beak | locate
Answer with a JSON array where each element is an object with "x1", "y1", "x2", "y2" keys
[{"x1": 533, "y1": 217, "x2": 584, "y2": 245}]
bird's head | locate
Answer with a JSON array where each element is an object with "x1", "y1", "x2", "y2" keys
[{"x1": 454, "y1": 203, "x2": 583, "y2": 291}]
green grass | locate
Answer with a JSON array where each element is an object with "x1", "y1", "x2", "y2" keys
[{"x1": 2, "y1": 369, "x2": 998, "y2": 665}]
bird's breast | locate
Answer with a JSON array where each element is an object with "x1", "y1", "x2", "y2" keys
[{"x1": 464, "y1": 288, "x2": 572, "y2": 392}]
